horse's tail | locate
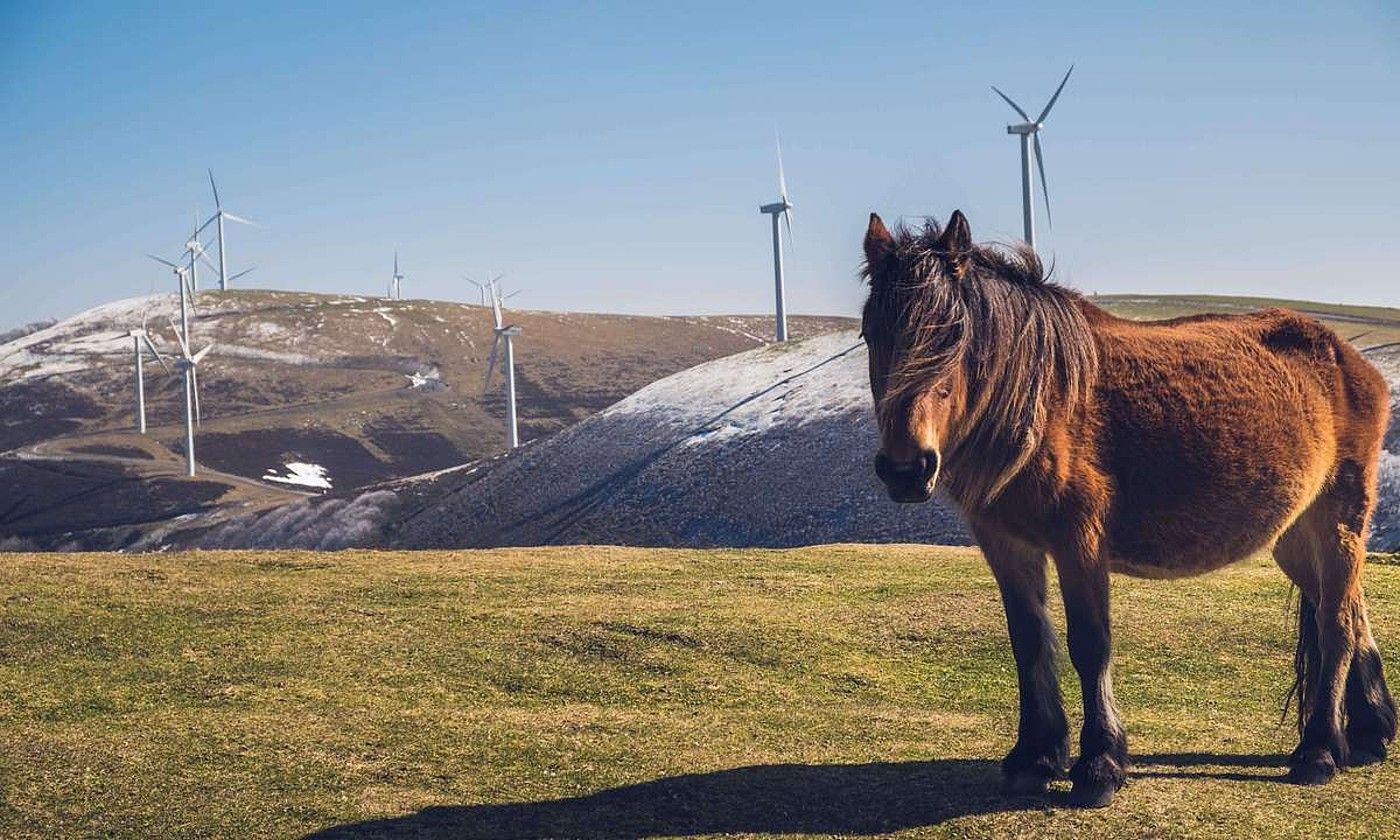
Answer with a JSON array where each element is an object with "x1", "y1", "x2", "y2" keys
[{"x1": 1284, "y1": 591, "x2": 1320, "y2": 735}]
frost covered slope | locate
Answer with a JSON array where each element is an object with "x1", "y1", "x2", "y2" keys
[
  {"x1": 392, "y1": 333, "x2": 1400, "y2": 552},
  {"x1": 394, "y1": 331, "x2": 971, "y2": 549}
]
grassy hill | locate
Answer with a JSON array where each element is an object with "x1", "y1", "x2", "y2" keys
[
  {"x1": 0, "y1": 290, "x2": 850, "y2": 549},
  {"x1": 2, "y1": 545, "x2": 1398, "y2": 838}
]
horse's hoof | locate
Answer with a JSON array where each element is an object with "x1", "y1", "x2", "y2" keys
[
  {"x1": 1347, "y1": 742, "x2": 1386, "y2": 767},
  {"x1": 1287, "y1": 755, "x2": 1338, "y2": 785},
  {"x1": 1002, "y1": 770, "x2": 1052, "y2": 796},
  {"x1": 1068, "y1": 780, "x2": 1117, "y2": 808}
]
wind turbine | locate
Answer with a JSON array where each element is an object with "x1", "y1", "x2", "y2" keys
[
  {"x1": 168, "y1": 320, "x2": 214, "y2": 477},
  {"x1": 127, "y1": 315, "x2": 169, "y2": 434},
  {"x1": 758, "y1": 134, "x2": 794, "y2": 342},
  {"x1": 390, "y1": 251, "x2": 404, "y2": 299},
  {"x1": 466, "y1": 273, "x2": 506, "y2": 308},
  {"x1": 148, "y1": 254, "x2": 196, "y2": 347},
  {"x1": 198, "y1": 170, "x2": 258, "y2": 290},
  {"x1": 991, "y1": 64, "x2": 1074, "y2": 252},
  {"x1": 182, "y1": 211, "x2": 213, "y2": 292},
  {"x1": 482, "y1": 279, "x2": 522, "y2": 449}
]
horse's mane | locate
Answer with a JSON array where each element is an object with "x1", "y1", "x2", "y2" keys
[{"x1": 862, "y1": 219, "x2": 1098, "y2": 504}]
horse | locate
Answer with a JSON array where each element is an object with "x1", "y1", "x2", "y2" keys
[{"x1": 859, "y1": 209, "x2": 1396, "y2": 807}]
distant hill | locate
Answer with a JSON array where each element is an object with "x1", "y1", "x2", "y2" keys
[
  {"x1": 7, "y1": 292, "x2": 1398, "y2": 552},
  {"x1": 195, "y1": 295, "x2": 1400, "y2": 554},
  {"x1": 0, "y1": 290, "x2": 850, "y2": 549}
]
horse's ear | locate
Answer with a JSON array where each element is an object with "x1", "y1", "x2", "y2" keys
[
  {"x1": 864, "y1": 213, "x2": 895, "y2": 280},
  {"x1": 939, "y1": 210, "x2": 972, "y2": 253}
]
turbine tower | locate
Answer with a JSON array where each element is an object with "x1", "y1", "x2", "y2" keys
[
  {"x1": 390, "y1": 252, "x2": 404, "y2": 299},
  {"x1": 991, "y1": 64, "x2": 1073, "y2": 252},
  {"x1": 199, "y1": 170, "x2": 258, "y2": 290},
  {"x1": 127, "y1": 316, "x2": 169, "y2": 434},
  {"x1": 148, "y1": 254, "x2": 196, "y2": 347},
  {"x1": 758, "y1": 134, "x2": 794, "y2": 342},
  {"x1": 182, "y1": 211, "x2": 214, "y2": 292},
  {"x1": 482, "y1": 278, "x2": 522, "y2": 449},
  {"x1": 168, "y1": 321, "x2": 214, "y2": 477}
]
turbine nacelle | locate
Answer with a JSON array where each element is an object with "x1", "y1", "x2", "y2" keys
[
  {"x1": 1006, "y1": 122, "x2": 1042, "y2": 135},
  {"x1": 759, "y1": 200, "x2": 792, "y2": 214}
]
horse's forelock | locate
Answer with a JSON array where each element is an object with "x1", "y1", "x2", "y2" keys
[{"x1": 865, "y1": 221, "x2": 1097, "y2": 505}]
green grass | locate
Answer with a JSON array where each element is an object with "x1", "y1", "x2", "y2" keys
[
  {"x1": 1092, "y1": 294, "x2": 1400, "y2": 349},
  {"x1": 2, "y1": 546, "x2": 1399, "y2": 838}
]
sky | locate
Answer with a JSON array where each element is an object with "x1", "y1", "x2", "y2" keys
[{"x1": 2, "y1": 1, "x2": 1398, "y2": 331}]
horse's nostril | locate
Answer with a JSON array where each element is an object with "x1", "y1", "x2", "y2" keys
[{"x1": 920, "y1": 450, "x2": 940, "y2": 481}]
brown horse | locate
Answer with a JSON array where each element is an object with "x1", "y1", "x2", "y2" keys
[{"x1": 860, "y1": 210, "x2": 1395, "y2": 807}]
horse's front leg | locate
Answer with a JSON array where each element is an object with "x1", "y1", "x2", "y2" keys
[
  {"x1": 977, "y1": 526, "x2": 1068, "y2": 795},
  {"x1": 1054, "y1": 550, "x2": 1128, "y2": 807}
]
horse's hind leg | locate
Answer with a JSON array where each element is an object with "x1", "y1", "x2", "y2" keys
[
  {"x1": 1344, "y1": 598, "x2": 1397, "y2": 765},
  {"x1": 1274, "y1": 461, "x2": 1395, "y2": 783}
]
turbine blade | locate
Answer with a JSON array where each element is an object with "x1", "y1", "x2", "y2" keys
[
  {"x1": 783, "y1": 208, "x2": 794, "y2": 253},
  {"x1": 208, "y1": 169, "x2": 221, "y2": 209},
  {"x1": 1033, "y1": 134, "x2": 1053, "y2": 229},
  {"x1": 191, "y1": 343, "x2": 215, "y2": 364},
  {"x1": 199, "y1": 253, "x2": 219, "y2": 273},
  {"x1": 168, "y1": 318, "x2": 190, "y2": 357},
  {"x1": 1035, "y1": 64, "x2": 1075, "y2": 124},
  {"x1": 491, "y1": 291, "x2": 503, "y2": 329},
  {"x1": 483, "y1": 335, "x2": 502, "y2": 391},
  {"x1": 504, "y1": 289, "x2": 523, "y2": 301},
  {"x1": 991, "y1": 85, "x2": 1031, "y2": 121},
  {"x1": 196, "y1": 214, "x2": 218, "y2": 236},
  {"x1": 143, "y1": 335, "x2": 171, "y2": 374},
  {"x1": 192, "y1": 366, "x2": 201, "y2": 424},
  {"x1": 147, "y1": 253, "x2": 178, "y2": 269},
  {"x1": 227, "y1": 267, "x2": 255, "y2": 283},
  {"x1": 775, "y1": 131, "x2": 788, "y2": 201},
  {"x1": 222, "y1": 212, "x2": 258, "y2": 227}
]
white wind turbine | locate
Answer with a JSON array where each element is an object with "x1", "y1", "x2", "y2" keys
[
  {"x1": 758, "y1": 134, "x2": 794, "y2": 342},
  {"x1": 481, "y1": 278, "x2": 522, "y2": 450},
  {"x1": 126, "y1": 314, "x2": 170, "y2": 434},
  {"x1": 198, "y1": 170, "x2": 259, "y2": 290},
  {"x1": 183, "y1": 211, "x2": 210, "y2": 291},
  {"x1": 147, "y1": 253, "x2": 196, "y2": 348},
  {"x1": 991, "y1": 64, "x2": 1074, "y2": 252},
  {"x1": 168, "y1": 320, "x2": 214, "y2": 477},
  {"x1": 389, "y1": 251, "x2": 404, "y2": 299}
]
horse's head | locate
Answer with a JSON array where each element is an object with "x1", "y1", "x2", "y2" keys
[{"x1": 860, "y1": 210, "x2": 977, "y2": 503}]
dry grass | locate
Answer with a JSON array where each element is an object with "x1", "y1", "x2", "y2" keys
[{"x1": 1, "y1": 545, "x2": 1399, "y2": 838}]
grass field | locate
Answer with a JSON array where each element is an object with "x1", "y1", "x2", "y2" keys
[{"x1": 2, "y1": 546, "x2": 1399, "y2": 839}]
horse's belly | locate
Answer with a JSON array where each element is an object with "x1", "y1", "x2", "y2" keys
[{"x1": 1098, "y1": 355, "x2": 1333, "y2": 576}]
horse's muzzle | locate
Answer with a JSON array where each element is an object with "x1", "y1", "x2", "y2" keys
[{"x1": 874, "y1": 451, "x2": 939, "y2": 503}]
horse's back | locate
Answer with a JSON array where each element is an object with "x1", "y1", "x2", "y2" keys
[{"x1": 1087, "y1": 306, "x2": 1386, "y2": 576}]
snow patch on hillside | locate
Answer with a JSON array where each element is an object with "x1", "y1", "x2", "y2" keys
[{"x1": 263, "y1": 462, "x2": 332, "y2": 490}]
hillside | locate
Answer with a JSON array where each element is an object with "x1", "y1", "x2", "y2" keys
[
  {"x1": 0, "y1": 290, "x2": 850, "y2": 549},
  {"x1": 7, "y1": 292, "x2": 1399, "y2": 553},
  {"x1": 195, "y1": 294, "x2": 1400, "y2": 553},
  {"x1": 2, "y1": 546, "x2": 1398, "y2": 838}
]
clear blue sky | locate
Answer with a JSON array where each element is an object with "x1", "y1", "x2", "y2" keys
[{"x1": 2, "y1": 1, "x2": 1397, "y2": 331}]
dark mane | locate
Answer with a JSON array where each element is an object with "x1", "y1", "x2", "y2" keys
[{"x1": 861, "y1": 219, "x2": 1097, "y2": 503}]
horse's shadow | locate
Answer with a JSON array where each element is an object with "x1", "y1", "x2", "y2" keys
[{"x1": 304, "y1": 753, "x2": 1287, "y2": 839}]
